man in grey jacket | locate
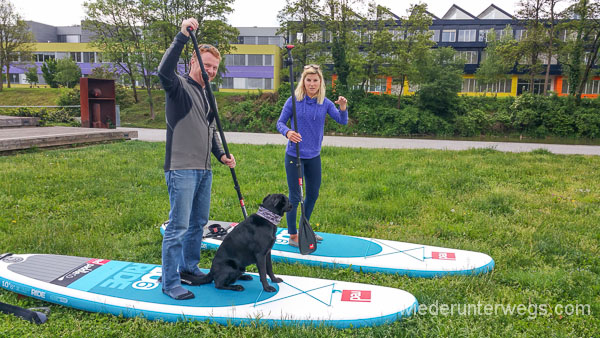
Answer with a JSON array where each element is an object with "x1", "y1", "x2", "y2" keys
[{"x1": 158, "y1": 18, "x2": 236, "y2": 300}]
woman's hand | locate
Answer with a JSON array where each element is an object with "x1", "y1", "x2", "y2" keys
[
  {"x1": 286, "y1": 130, "x2": 302, "y2": 143},
  {"x1": 334, "y1": 96, "x2": 348, "y2": 111}
]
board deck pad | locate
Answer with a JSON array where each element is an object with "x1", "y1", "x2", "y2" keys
[
  {"x1": 0, "y1": 253, "x2": 417, "y2": 327},
  {"x1": 162, "y1": 220, "x2": 494, "y2": 277}
]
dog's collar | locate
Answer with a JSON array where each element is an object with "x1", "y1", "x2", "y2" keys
[{"x1": 256, "y1": 206, "x2": 282, "y2": 225}]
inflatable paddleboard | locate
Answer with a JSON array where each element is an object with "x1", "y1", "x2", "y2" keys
[
  {"x1": 161, "y1": 221, "x2": 494, "y2": 277},
  {"x1": 0, "y1": 253, "x2": 417, "y2": 328}
]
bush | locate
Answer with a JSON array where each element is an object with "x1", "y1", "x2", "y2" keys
[
  {"x1": 455, "y1": 109, "x2": 493, "y2": 136},
  {"x1": 1, "y1": 107, "x2": 78, "y2": 127},
  {"x1": 57, "y1": 88, "x2": 81, "y2": 116}
]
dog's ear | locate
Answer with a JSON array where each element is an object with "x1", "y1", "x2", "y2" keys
[
  {"x1": 276, "y1": 194, "x2": 291, "y2": 211},
  {"x1": 262, "y1": 194, "x2": 273, "y2": 205}
]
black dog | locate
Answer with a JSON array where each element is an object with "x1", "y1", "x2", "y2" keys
[{"x1": 196, "y1": 194, "x2": 292, "y2": 292}]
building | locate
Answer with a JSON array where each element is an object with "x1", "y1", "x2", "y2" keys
[
  {"x1": 4, "y1": 22, "x2": 284, "y2": 93},
  {"x1": 4, "y1": 4, "x2": 599, "y2": 97}
]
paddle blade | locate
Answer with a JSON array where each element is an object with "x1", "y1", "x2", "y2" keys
[{"x1": 298, "y1": 215, "x2": 317, "y2": 255}]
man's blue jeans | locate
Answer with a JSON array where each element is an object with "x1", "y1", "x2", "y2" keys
[{"x1": 162, "y1": 169, "x2": 212, "y2": 292}]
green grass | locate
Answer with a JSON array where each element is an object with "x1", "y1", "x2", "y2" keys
[
  {"x1": 118, "y1": 90, "x2": 242, "y2": 129},
  {"x1": 0, "y1": 88, "x2": 63, "y2": 106},
  {"x1": 0, "y1": 142, "x2": 598, "y2": 336}
]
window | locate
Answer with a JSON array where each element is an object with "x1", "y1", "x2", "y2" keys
[
  {"x1": 462, "y1": 78, "x2": 511, "y2": 93},
  {"x1": 243, "y1": 36, "x2": 256, "y2": 44},
  {"x1": 462, "y1": 78, "x2": 476, "y2": 92},
  {"x1": 539, "y1": 54, "x2": 558, "y2": 65},
  {"x1": 247, "y1": 78, "x2": 264, "y2": 89},
  {"x1": 456, "y1": 51, "x2": 478, "y2": 64},
  {"x1": 583, "y1": 79, "x2": 600, "y2": 94},
  {"x1": 458, "y1": 30, "x2": 476, "y2": 42},
  {"x1": 234, "y1": 54, "x2": 246, "y2": 66},
  {"x1": 221, "y1": 77, "x2": 274, "y2": 90},
  {"x1": 515, "y1": 29, "x2": 526, "y2": 41},
  {"x1": 479, "y1": 29, "x2": 490, "y2": 42},
  {"x1": 247, "y1": 54, "x2": 263, "y2": 66},
  {"x1": 221, "y1": 77, "x2": 233, "y2": 89},
  {"x1": 268, "y1": 36, "x2": 283, "y2": 46},
  {"x1": 441, "y1": 30, "x2": 456, "y2": 42},
  {"x1": 429, "y1": 30, "x2": 439, "y2": 42},
  {"x1": 71, "y1": 52, "x2": 82, "y2": 62},
  {"x1": 83, "y1": 52, "x2": 95, "y2": 63},
  {"x1": 264, "y1": 54, "x2": 273, "y2": 66},
  {"x1": 35, "y1": 53, "x2": 55, "y2": 62},
  {"x1": 257, "y1": 36, "x2": 269, "y2": 44}
]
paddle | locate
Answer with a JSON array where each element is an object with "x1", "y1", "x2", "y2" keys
[
  {"x1": 187, "y1": 27, "x2": 247, "y2": 220},
  {"x1": 284, "y1": 45, "x2": 317, "y2": 255}
]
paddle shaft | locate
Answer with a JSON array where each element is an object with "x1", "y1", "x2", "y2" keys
[
  {"x1": 285, "y1": 46, "x2": 307, "y2": 216},
  {"x1": 187, "y1": 27, "x2": 247, "y2": 219}
]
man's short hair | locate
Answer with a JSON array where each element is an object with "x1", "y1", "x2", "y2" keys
[{"x1": 192, "y1": 44, "x2": 221, "y2": 61}]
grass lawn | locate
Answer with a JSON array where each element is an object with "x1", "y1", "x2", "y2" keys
[
  {"x1": 0, "y1": 142, "x2": 598, "y2": 336},
  {"x1": 0, "y1": 88, "x2": 64, "y2": 106},
  {"x1": 117, "y1": 90, "x2": 240, "y2": 130}
]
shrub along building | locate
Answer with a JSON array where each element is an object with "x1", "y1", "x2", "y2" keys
[{"x1": 3, "y1": 4, "x2": 598, "y2": 98}]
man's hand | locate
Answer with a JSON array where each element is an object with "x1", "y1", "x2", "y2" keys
[
  {"x1": 181, "y1": 18, "x2": 199, "y2": 37},
  {"x1": 221, "y1": 154, "x2": 236, "y2": 168}
]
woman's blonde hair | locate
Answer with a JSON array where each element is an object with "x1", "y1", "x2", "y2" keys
[{"x1": 295, "y1": 64, "x2": 326, "y2": 104}]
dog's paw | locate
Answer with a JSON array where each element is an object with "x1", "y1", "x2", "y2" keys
[
  {"x1": 263, "y1": 285, "x2": 277, "y2": 292},
  {"x1": 239, "y1": 274, "x2": 253, "y2": 281},
  {"x1": 271, "y1": 277, "x2": 283, "y2": 283}
]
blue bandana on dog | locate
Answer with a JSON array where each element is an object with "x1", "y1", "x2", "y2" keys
[{"x1": 256, "y1": 206, "x2": 282, "y2": 225}]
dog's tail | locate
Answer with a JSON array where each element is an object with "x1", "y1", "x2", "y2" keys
[{"x1": 194, "y1": 272, "x2": 213, "y2": 285}]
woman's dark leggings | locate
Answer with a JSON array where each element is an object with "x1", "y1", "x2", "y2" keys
[{"x1": 284, "y1": 153, "x2": 321, "y2": 235}]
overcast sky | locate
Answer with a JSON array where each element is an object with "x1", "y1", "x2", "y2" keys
[{"x1": 14, "y1": 0, "x2": 571, "y2": 27}]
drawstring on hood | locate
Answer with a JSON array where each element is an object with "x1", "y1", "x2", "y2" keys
[{"x1": 304, "y1": 95, "x2": 318, "y2": 120}]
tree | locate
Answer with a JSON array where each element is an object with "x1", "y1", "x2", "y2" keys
[
  {"x1": 415, "y1": 47, "x2": 464, "y2": 119},
  {"x1": 516, "y1": 0, "x2": 548, "y2": 93},
  {"x1": 25, "y1": 66, "x2": 38, "y2": 87},
  {"x1": 388, "y1": 3, "x2": 434, "y2": 106},
  {"x1": 85, "y1": 0, "x2": 144, "y2": 104},
  {"x1": 542, "y1": 0, "x2": 564, "y2": 95},
  {"x1": 0, "y1": 0, "x2": 34, "y2": 91},
  {"x1": 322, "y1": 0, "x2": 366, "y2": 88},
  {"x1": 558, "y1": 0, "x2": 600, "y2": 100},
  {"x1": 156, "y1": 0, "x2": 238, "y2": 73},
  {"x1": 86, "y1": 0, "x2": 237, "y2": 119},
  {"x1": 41, "y1": 58, "x2": 59, "y2": 88},
  {"x1": 90, "y1": 64, "x2": 120, "y2": 80},
  {"x1": 475, "y1": 27, "x2": 518, "y2": 95},
  {"x1": 277, "y1": 0, "x2": 325, "y2": 79},
  {"x1": 55, "y1": 58, "x2": 82, "y2": 88},
  {"x1": 349, "y1": 4, "x2": 395, "y2": 93}
]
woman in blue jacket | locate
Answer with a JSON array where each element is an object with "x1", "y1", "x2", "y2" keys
[{"x1": 276, "y1": 64, "x2": 348, "y2": 247}]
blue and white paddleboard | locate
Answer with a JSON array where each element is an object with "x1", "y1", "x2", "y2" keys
[
  {"x1": 0, "y1": 253, "x2": 417, "y2": 328},
  {"x1": 161, "y1": 221, "x2": 494, "y2": 278}
]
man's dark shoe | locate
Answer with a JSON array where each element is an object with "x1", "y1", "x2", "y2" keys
[
  {"x1": 163, "y1": 286, "x2": 194, "y2": 300},
  {"x1": 180, "y1": 271, "x2": 207, "y2": 286}
]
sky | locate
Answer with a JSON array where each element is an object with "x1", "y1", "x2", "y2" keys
[{"x1": 14, "y1": 0, "x2": 571, "y2": 28}]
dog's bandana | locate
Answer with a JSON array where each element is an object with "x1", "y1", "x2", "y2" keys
[{"x1": 256, "y1": 206, "x2": 282, "y2": 225}]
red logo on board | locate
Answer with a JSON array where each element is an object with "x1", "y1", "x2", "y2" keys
[
  {"x1": 432, "y1": 252, "x2": 456, "y2": 260},
  {"x1": 87, "y1": 259, "x2": 110, "y2": 265},
  {"x1": 309, "y1": 244, "x2": 315, "y2": 249},
  {"x1": 341, "y1": 290, "x2": 371, "y2": 302}
]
